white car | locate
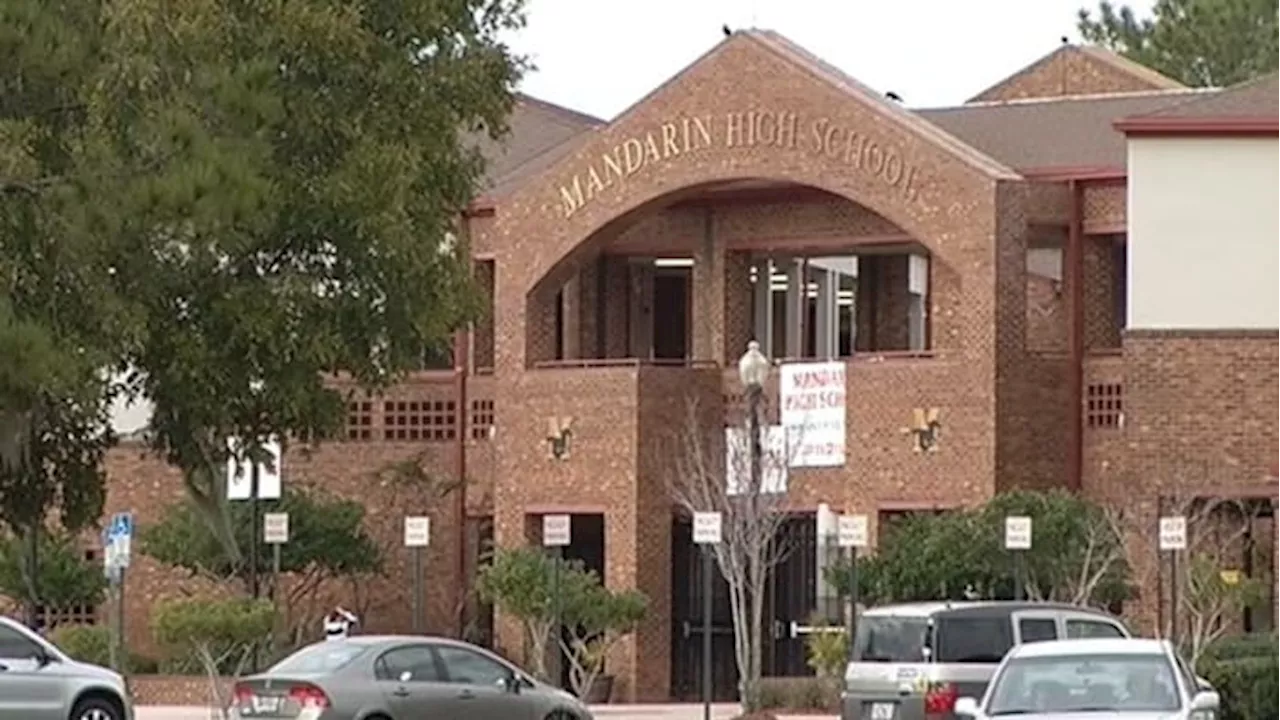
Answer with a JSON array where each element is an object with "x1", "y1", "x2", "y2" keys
[{"x1": 954, "y1": 638, "x2": 1220, "y2": 720}]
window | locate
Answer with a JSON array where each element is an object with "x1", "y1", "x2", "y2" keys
[
  {"x1": 1065, "y1": 619, "x2": 1125, "y2": 639},
  {"x1": 374, "y1": 645, "x2": 442, "y2": 682},
  {"x1": 1018, "y1": 618, "x2": 1058, "y2": 644},
  {"x1": 987, "y1": 653, "x2": 1179, "y2": 715},
  {"x1": 271, "y1": 643, "x2": 368, "y2": 675},
  {"x1": 852, "y1": 617, "x2": 931, "y2": 662},
  {"x1": 0, "y1": 623, "x2": 41, "y2": 659},
  {"x1": 1085, "y1": 383, "x2": 1123, "y2": 429},
  {"x1": 935, "y1": 616, "x2": 1014, "y2": 664},
  {"x1": 434, "y1": 645, "x2": 510, "y2": 686}
]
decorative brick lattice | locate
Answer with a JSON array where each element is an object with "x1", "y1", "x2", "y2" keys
[
  {"x1": 471, "y1": 399, "x2": 495, "y2": 440},
  {"x1": 383, "y1": 400, "x2": 456, "y2": 441},
  {"x1": 345, "y1": 400, "x2": 375, "y2": 441},
  {"x1": 1085, "y1": 382, "x2": 1124, "y2": 429}
]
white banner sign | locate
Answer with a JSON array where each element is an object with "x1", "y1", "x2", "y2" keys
[
  {"x1": 226, "y1": 436, "x2": 283, "y2": 500},
  {"x1": 726, "y1": 425, "x2": 789, "y2": 495},
  {"x1": 779, "y1": 362, "x2": 846, "y2": 467}
]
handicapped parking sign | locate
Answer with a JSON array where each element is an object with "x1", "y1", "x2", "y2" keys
[{"x1": 103, "y1": 512, "x2": 134, "y2": 573}]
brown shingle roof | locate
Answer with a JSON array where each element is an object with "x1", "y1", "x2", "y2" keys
[
  {"x1": 968, "y1": 45, "x2": 1185, "y2": 103},
  {"x1": 470, "y1": 93, "x2": 603, "y2": 189},
  {"x1": 1132, "y1": 72, "x2": 1278, "y2": 119},
  {"x1": 917, "y1": 89, "x2": 1212, "y2": 170}
]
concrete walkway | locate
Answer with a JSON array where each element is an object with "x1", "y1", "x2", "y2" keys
[{"x1": 137, "y1": 704, "x2": 837, "y2": 719}]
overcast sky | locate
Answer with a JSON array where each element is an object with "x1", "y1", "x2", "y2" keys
[{"x1": 505, "y1": 0, "x2": 1157, "y2": 119}]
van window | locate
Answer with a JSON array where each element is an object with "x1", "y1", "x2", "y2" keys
[
  {"x1": 1065, "y1": 619, "x2": 1125, "y2": 639},
  {"x1": 935, "y1": 616, "x2": 1014, "y2": 663},
  {"x1": 1018, "y1": 618, "x2": 1058, "y2": 643},
  {"x1": 852, "y1": 616, "x2": 931, "y2": 663}
]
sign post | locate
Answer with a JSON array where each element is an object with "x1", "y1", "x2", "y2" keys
[
  {"x1": 404, "y1": 516, "x2": 432, "y2": 633},
  {"x1": 693, "y1": 511, "x2": 722, "y2": 720},
  {"x1": 103, "y1": 512, "x2": 133, "y2": 673},
  {"x1": 263, "y1": 512, "x2": 289, "y2": 603},
  {"x1": 542, "y1": 514, "x2": 571, "y2": 687},
  {"x1": 1004, "y1": 516, "x2": 1032, "y2": 601},
  {"x1": 1158, "y1": 516, "x2": 1187, "y2": 644},
  {"x1": 837, "y1": 514, "x2": 868, "y2": 655}
]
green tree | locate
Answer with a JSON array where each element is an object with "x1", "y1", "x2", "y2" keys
[
  {"x1": 828, "y1": 490, "x2": 1133, "y2": 608},
  {"x1": 75, "y1": 0, "x2": 528, "y2": 563},
  {"x1": 1, "y1": 2, "x2": 132, "y2": 623},
  {"x1": 0, "y1": 531, "x2": 106, "y2": 610},
  {"x1": 140, "y1": 485, "x2": 382, "y2": 590},
  {"x1": 1078, "y1": 0, "x2": 1279, "y2": 86}
]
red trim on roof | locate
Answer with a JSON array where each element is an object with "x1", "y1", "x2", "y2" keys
[
  {"x1": 1020, "y1": 165, "x2": 1128, "y2": 182},
  {"x1": 1114, "y1": 116, "x2": 1279, "y2": 136}
]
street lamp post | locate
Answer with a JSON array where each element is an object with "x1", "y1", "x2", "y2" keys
[{"x1": 738, "y1": 340, "x2": 771, "y2": 494}]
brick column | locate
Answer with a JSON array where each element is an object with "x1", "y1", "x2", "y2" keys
[
  {"x1": 603, "y1": 257, "x2": 630, "y2": 358},
  {"x1": 724, "y1": 252, "x2": 753, "y2": 364},
  {"x1": 578, "y1": 258, "x2": 601, "y2": 359},
  {"x1": 692, "y1": 209, "x2": 726, "y2": 363}
]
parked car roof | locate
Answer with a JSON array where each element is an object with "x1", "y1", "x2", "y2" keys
[
  {"x1": 1009, "y1": 638, "x2": 1170, "y2": 659},
  {"x1": 863, "y1": 601, "x2": 1118, "y2": 618}
]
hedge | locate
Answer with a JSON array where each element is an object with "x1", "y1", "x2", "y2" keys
[
  {"x1": 47, "y1": 624, "x2": 158, "y2": 673},
  {"x1": 1200, "y1": 655, "x2": 1278, "y2": 720}
]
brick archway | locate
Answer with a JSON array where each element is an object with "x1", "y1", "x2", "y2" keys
[{"x1": 486, "y1": 31, "x2": 1023, "y2": 371}]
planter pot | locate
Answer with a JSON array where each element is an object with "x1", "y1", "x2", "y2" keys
[{"x1": 583, "y1": 674, "x2": 614, "y2": 704}]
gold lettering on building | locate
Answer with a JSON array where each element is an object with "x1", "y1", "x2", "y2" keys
[{"x1": 556, "y1": 110, "x2": 923, "y2": 218}]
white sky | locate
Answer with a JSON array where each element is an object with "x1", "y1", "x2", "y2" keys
[{"x1": 506, "y1": 0, "x2": 1157, "y2": 119}]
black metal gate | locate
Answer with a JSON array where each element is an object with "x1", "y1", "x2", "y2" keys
[
  {"x1": 765, "y1": 514, "x2": 818, "y2": 677},
  {"x1": 670, "y1": 513, "x2": 820, "y2": 699},
  {"x1": 671, "y1": 517, "x2": 738, "y2": 700}
]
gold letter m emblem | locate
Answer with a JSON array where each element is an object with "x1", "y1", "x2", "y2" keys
[
  {"x1": 546, "y1": 416, "x2": 575, "y2": 460},
  {"x1": 904, "y1": 408, "x2": 942, "y2": 452}
]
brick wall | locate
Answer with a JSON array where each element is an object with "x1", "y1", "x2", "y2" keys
[{"x1": 970, "y1": 48, "x2": 1181, "y2": 103}]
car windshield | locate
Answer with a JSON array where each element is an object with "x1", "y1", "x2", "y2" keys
[
  {"x1": 852, "y1": 616, "x2": 931, "y2": 663},
  {"x1": 987, "y1": 652, "x2": 1182, "y2": 715},
  {"x1": 269, "y1": 642, "x2": 368, "y2": 675}
]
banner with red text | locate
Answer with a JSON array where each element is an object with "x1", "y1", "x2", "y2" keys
[{"x1": 780, "y1": 361, "x2": 847, "y2": 467}]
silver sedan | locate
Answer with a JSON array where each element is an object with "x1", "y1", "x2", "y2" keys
[
  {"x1": 955, "y1": 638, "x2": 1220, "y2": 720},
  {"x1": 227, "y1": 635, "x2": 592, "y2": 720},
  {"x1": 0, "y1": 615, "x2": 133, "y2": 720}
]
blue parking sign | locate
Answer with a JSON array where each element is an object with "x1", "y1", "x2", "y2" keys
[{"x1": 109, "y1": 512, "x2": 133, "y2": 540}]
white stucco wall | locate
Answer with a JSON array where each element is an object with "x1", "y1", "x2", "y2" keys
[{"x1": 1127, "y1": 136, "x2": 1279, "y2": 329}]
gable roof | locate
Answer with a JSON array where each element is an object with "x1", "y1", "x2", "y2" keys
[
  {"x1": 1115, "y1": 72, "x2": 1278, "y2": 135},
  {"x1": 919, "y1": 89, "x2": 1208, "y2": 170},
  {"x1": 968, "y1": 44, "x2": 1184, "y2": 104},
  {"x1": 470, "y1": 93, "x2": 603, "y2": 189},
  {"x1": 744, "y1": 30, "x2": 1018, "y2": 180}
]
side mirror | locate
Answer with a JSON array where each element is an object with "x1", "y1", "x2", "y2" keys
[
  {"x1": 1190, "y1": 690, "x2": 1220, "y2": 711},
  {"x1": 32, "y1": 649, "x2": 54, "y2": 668},
  {"x1": 954, "y1": 697, "x2": 980, "y2": 718}
]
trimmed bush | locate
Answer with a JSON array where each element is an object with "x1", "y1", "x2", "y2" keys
[
  {"x1": 756, "y1": 676, "x2": 840, "y2": 713},
  {"x1": 1200, "y1": 653, "x2": 1279, "y2": 720},
  {"x1": 1201, "y1": 632, "x2": 1278, "y2": 662},
  {"x1": 152, "y1": 597, "x2": 275, "y2": 675},
  {"x1": 49, "y1": 624, "x2": 110, "y2": 666},
  {"x1": 47, "y1": 624, "x2": 159, "y2": 673}
]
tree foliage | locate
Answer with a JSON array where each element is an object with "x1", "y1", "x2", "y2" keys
[
  {"x1": 1078, "y1": 0, "x2": 1279, "y2": 86},
  {"x1": 477, "y1": 546, "x2": 648, "y2": 698},
  {"x1": 829, "y1": 490, "x2": 1132, "y2": 608},
  {"x1": 140, "y1": 485, "x2": 382, "y2": 594},
  {"x1": 0, "y1": 530, "x2": 106, "y2": 608},
  {"x1": 151, "y1": 596, "x2": 276, "y2": 675}
]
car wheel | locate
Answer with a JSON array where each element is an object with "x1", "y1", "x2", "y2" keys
[
  {"x1": 70, "y1": 696, "x2": 122, "y2": 720},
  {"x1": 544, "y1": 710, "x2": 578, "y2": 720}
]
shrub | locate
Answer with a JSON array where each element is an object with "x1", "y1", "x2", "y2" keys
[
  {"x1": 803, "y1": 618, "x2": 848, "y2": 679},
  {"x1": 756, "y1": 676, "x2": 839, "y2": 712},
  {"x1": 49, "y1": 624, "x2": 110, "y2": 666},
  {"x1": 47, "y1": 624, "x2": 160, "y2": 673},
  {"x1": 1200, "y1": 654, "x2": 1279, "y2": 720},
  {"x1": 1200, "y1": 632, "x2": 1278, "y2": 662},
  {"x1": 151, "y1": 597, "x2": 275, "y2": 675}
]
